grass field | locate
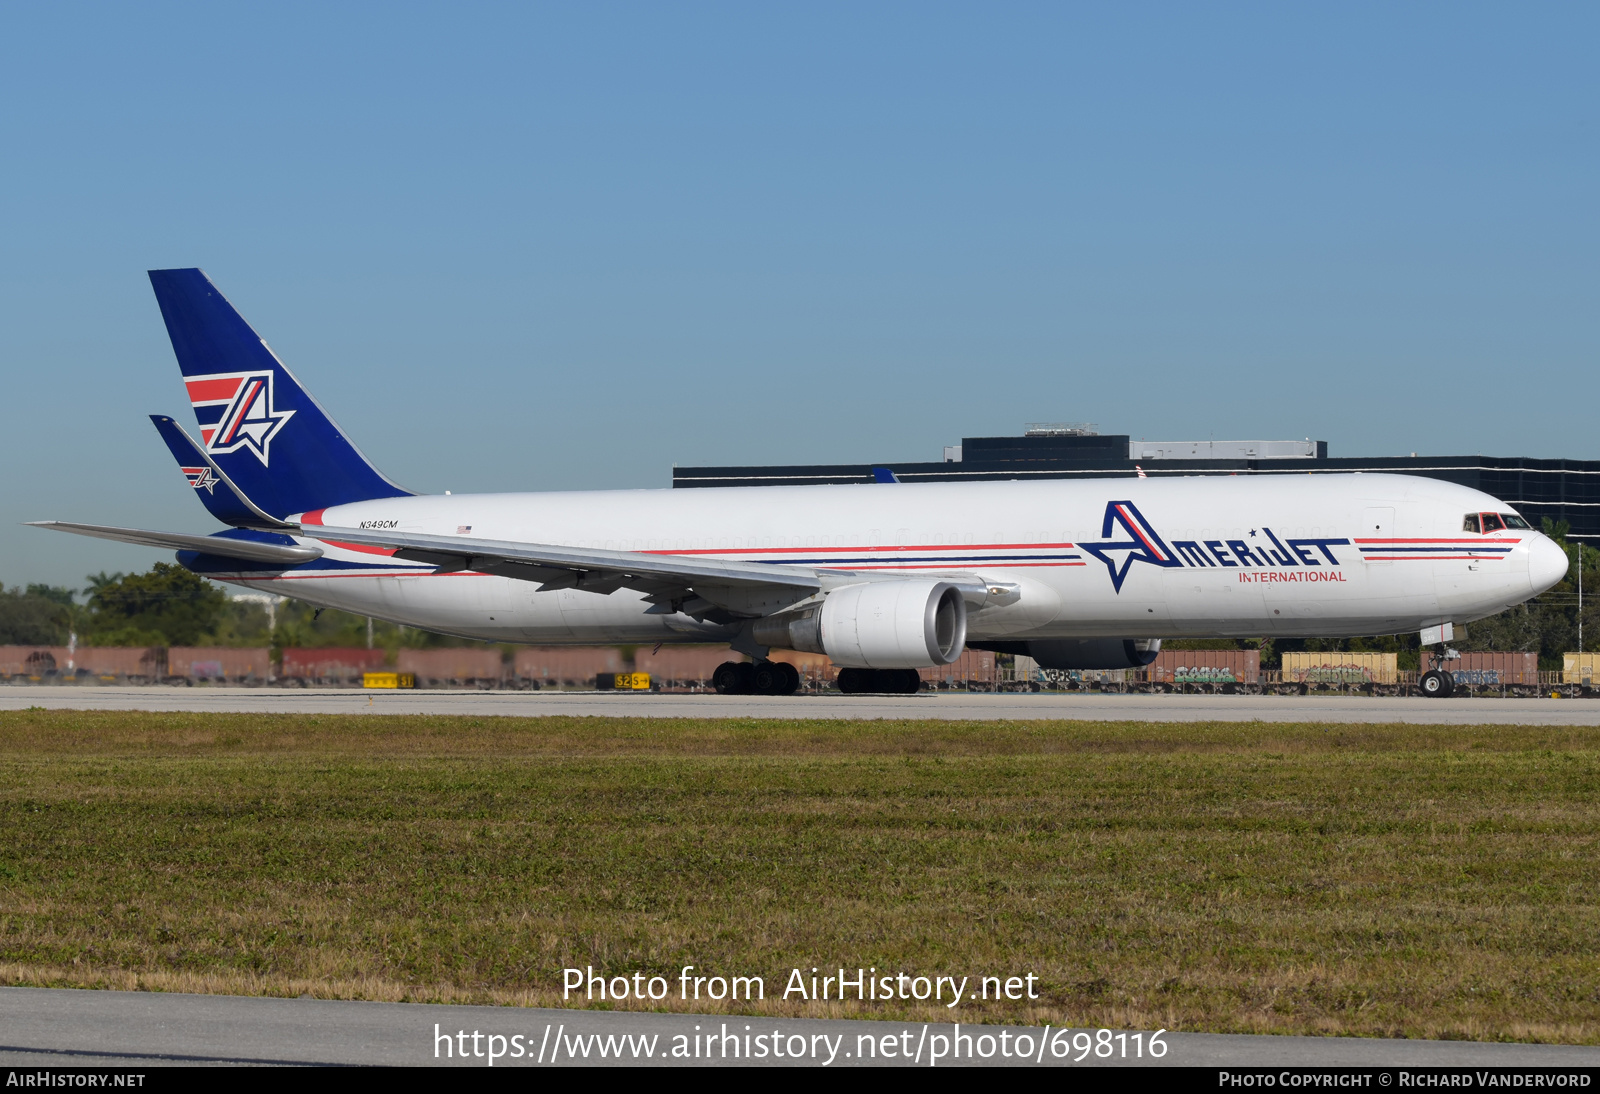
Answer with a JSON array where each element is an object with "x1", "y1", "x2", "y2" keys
[{"x1": 0, "y1": 710, "x2": 1596, "y2": 1041}]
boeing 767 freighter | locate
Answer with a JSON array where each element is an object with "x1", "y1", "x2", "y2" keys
[{"x1": 32, "y1": 270, "x2": 1569, "y2": 696}]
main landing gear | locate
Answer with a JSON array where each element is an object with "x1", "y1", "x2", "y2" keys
[
  {"x1": 836, "y1": 667, "x2": 923, "y2": 694},
  {"x1": 710, "y1": 662, "x2": 924, "y2": 695},
  {"x1": 713, "y1": 660, "x2": 800, "y2": 696}
]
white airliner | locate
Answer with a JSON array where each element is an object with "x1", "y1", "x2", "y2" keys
[{"x1": 33, "y1": 270, "x2": 1569, "y2": 697}]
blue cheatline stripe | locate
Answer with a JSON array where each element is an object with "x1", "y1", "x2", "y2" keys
[
  {"x1": 239, "y1": 553, "x2": 1090, "y2": 577},
  {"x1": 260, "y1": 560, "x2": 422, "y2": 573},
  {"x1": 753, "y1": 553, "x2": 1082, "y2": 566},
  {"x1": 1358, "y1": 546, "x2": 1513, "y2": 555}
]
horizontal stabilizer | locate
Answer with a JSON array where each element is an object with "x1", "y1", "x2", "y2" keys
[{"x1": 27, "y1": 522, "x2": 323, "y2": 565}]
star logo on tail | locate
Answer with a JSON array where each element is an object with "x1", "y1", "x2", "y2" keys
[
  {"x1": 184, "y1": 370, "x2": 295, "y2": 466},
  {"x1": 1080, "y1": 500, "x2": 1183, "y2": 592},
  {"x1": 181, "y1": 466, "x2": 219, "y2": 493}
]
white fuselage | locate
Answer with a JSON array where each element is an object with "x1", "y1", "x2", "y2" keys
[{"x1": 217, "y1": 473, "x2": 1563, "y2": 646}]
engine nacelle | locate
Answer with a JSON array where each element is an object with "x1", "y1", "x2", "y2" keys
[
  {"x1": 752, "y1": 580, "x2": 968, "y2": 668},
  {"x1": 1025, "y1": 638, "x2": 1161, "y2": 670}
]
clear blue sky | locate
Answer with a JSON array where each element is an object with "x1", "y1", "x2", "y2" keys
[{"x1": 2, "y1": 2, "x2": 1595, "y2": 588}]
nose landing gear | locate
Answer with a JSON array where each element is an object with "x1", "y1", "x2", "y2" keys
[
  {"x1": 1419, "y1": 669, "x2": 1455, "y2": 698},
  {"x1": 1419, "y1": 628, "x2": 1461, "y2": 698}
]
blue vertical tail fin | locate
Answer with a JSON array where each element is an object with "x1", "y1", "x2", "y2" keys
[{"x1": 147, "y1": 268, "x2": 411, "y2": 520}]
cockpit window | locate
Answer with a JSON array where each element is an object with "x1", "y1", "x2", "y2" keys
[
  {"x1": 1480, "y1": 512, "x2": 1506, "y2": 533},
  {"x1": 1462, "y1": 513, "x2": 1481, "y2": 534},
  {"x1": 1501, "y1": 513, "x2": 1532, "y2": 530}
]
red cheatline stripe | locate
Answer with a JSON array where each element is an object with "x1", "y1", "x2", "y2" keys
[
  {"x1": 257, "y1": 570, "x2": 438, "y2": 580},
  {"x1": 301, "y1": 508, "x2": 327, "y2": 526},
  {"x1": 185, "y1": 377, "x2": 242, "y2": 403},
  {"x1": 641, "y1": 541, "x2": 1077, "y2": 556},
  {"x1": 1354, "y1": 537, "x2": 1521, "y2": 544},
  {"x1": 259, "y1": 569, "x2": 512, "y2": 580},
  {"x1": 258, "y1": 561, "x2": 1091, "y2": 581},
  {"x1": 317, "y1": 539, "x2": 399, "y2": 557},
  {"x1": 831, "y1": 562, "x2": 1085, "y2": 570}
]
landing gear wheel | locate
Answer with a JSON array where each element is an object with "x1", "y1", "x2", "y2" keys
[
  {"x1": 892, "y1": 668, "x2": 923, "y2": 693},
  {"x1": 751, "y1": 661, "x2": 802, "y2": 696},
  {"x1": 836, "y1": 667, "x2": 870, "y2": 694},
  {"x1": 752, "y1": 661, "x2": 790, "y2": 696},
  {"x1": 1420, "y1": 669, "x2": 1454, "y2": 698},
  {"x1": 777, "y1": 661, "x2": 801, "y2": 695},
  {"x1": 713, "y1": 661, "x2": 754, "y2": 695}
]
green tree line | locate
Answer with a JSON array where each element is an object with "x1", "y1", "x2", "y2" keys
[{"x1": 0, "y1": 563, "x2": 489, "y2": 652}]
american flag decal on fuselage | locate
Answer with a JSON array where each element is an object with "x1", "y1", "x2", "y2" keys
[{"x1": 184, "y1": 370, "x2": 294, "y2": 466}]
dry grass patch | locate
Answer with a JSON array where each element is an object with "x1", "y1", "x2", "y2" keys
[{"x1": 0, "y1": 710, "x2": 1595, "y2": 1041}]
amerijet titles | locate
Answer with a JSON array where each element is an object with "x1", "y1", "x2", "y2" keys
[{"x1": 1082, "y1": 501, "x2": 1351, "y2": 593}]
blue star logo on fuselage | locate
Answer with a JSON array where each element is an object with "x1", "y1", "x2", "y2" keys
[{"x1": 1080, "y1": 500, "x2": 1184, "y2": 593}]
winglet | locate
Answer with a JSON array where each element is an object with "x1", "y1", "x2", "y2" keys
[{"x1": 871, "y1": 467, "x2": 900, "y2": 483}]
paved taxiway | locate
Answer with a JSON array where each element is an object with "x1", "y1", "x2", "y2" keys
[
  {"x1": 2, "y1": 987, "x2": 1597, "y2": 1068},
  {"x1": 3, "y1": 686, "x2": 1599, "y2": 723}
]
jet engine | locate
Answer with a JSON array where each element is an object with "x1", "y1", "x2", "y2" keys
[
  {"x1": 1015, "y1": 638, "x2": 1161, "y2": 670},
  {"x1": 752, "y1": 580, "x2": 968, "y2": 668}
]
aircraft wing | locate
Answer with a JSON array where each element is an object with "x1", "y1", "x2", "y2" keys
[
  {"x1": 28, "y1": 521, "x2": 324, "y2": 564},
  {"x1": 308, "y1": 525, "x2": 825, "y2": 619},
  {"x1": 314, "y1": 525, "x2": 822, "y2": 588}
]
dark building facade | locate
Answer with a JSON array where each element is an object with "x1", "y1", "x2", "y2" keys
[{"x1": 673, "y1": 432, "x2": 1600, "y2": 542}]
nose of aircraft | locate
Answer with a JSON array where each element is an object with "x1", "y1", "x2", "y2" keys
[{"x1": 1528, "y1": 534, "x2": 1570, "y2": 595}]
